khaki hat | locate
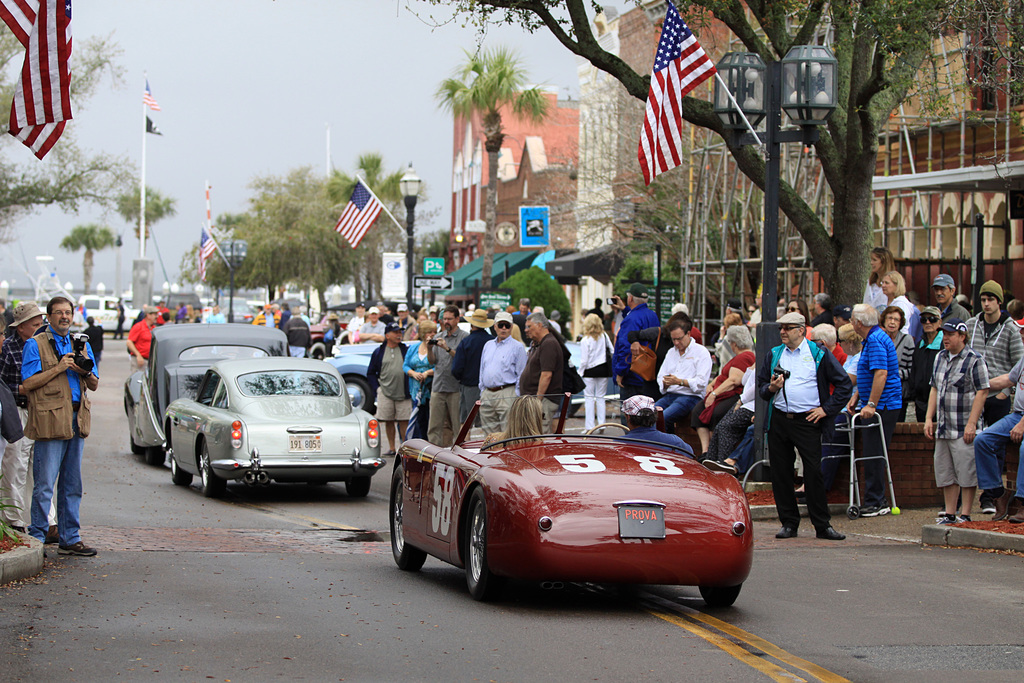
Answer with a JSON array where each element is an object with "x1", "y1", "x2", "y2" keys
[
  {"x1": 920, "y1": 306, "x2": 941, "y2": 318},
  {"x1": 12, "y1": 301, "x2": 43, "y2": 327},
  {"x1": 467, "y1": 308, "x2": 494, "y2": 328},
  {"x1": 777, "y1": 312, "x2": 806, "y2": 326},
  {"x1": 494, "y1": 311, "x2": 514, "y2": 325}
]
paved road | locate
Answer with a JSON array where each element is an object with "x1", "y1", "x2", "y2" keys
[{"x1": 2, "y1": 373, "x2": 1023, "y2": 682}]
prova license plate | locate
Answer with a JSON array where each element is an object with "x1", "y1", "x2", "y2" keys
[
  {"x1": 289, "y1": 435, "x2": 322, "y2": 453},
  {"x1": 617, "y1": 505, "x2": 665, "y2": 539}
]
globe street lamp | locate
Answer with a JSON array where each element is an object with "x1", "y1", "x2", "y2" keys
[
  {"x1": 400, "y1": 164, "x2": 422, "y2": 308},
  {"x1": 223, "y1": 239, "x2": 248, "y2": 323},
  {"x1": 713, "y1": 45, "x2": 836, "y2": 467}
]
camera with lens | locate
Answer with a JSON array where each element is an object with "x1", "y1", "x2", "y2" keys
[
  {"x1": 427, "y1": 338, "x2": 438, "y2": 346},
  {"x1": 70, "y1": 333, "x2": 94, "y2": 372},
  {"x1": 772, "y1": 365, "x2": 790, "y2": 380}
]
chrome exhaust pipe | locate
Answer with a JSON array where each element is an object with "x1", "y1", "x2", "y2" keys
[
  {"x1": 256, "y1": 471, "x2": 270, "y2": 486},
  {"x1": 243, "y1": 471, "x2": 257, "y2": 485}
]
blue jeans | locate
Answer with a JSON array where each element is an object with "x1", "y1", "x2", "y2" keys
[
  {"x1": 30, "y1": 415, "x2": 86, "y2": 546},
  {"x1": 974, "y1": 411, "x2": 1024, "y2": 497},
  {"x1": 655, "y1": 393, "x2": 701, "y2": 432}
]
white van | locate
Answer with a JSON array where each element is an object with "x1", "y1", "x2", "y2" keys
[{"x1": 79, "y1": 295, "x2": 139, "y2": 331}]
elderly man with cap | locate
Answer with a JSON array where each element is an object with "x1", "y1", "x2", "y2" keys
[
  {"x1": 932, "y1": 273, "x2": 971, "y2": 322},
  {"x1": 453, "y1": 308, "x2": 493, "y2": 425},
  {"x1": 127, "y1": 305, "x2": 160, "y2": 370},
  {"x1": 477, "y1": 311, "x2": 528, "y2": 434},
  {"x1": 620, "y1": 394, "x2": 693, "y2": 455},
  {"x1": 367, "y1": 322, "x2": 410, "y2": 455},
  {"x1": 359, "y1": 306, "x2": 387, "y2": 343},
  {"x1": 757, "y1": 310, "x2": 851, "y2": 540},
  {"x1": 0, "y1": 302, "x2": 51, "y2": 538},
  {"x1": 612, "y1": 283, "x2": 661, "y2": 415},
  {"x1": 832, "y1": 304, "x2": 853, "y2": 329},
  {"x1": 965, "y1": 280, "x2": 1024, "y2": 512}
]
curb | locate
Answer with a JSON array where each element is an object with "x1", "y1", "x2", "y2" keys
[
  {"x1": 0, "y1": 532, "x2": 45, "y2": 585},
  {"x1": 749, "y1": 503, "x2": 848, "y2": 522},
  {"x1": 921, "y1": 524, "x2": 1024, "y2": 553}
]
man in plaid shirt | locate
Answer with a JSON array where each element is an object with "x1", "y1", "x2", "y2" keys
[{"x1": 924, "y1": 318, "x2": 989, "y2": 524}]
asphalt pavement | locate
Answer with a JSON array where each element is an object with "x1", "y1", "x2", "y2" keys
[{"x1": 2, "y1": 371, "x2": 1024, "y2": 682}]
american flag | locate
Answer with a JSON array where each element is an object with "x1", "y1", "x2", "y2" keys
[
  {"x1": 198, "y1": 226, "x2": 219, "y2": 281},
  {"x1": 335, "y1": 179, "x2": 383, "y2": 249},
  {"x1": 1, "y1": 0, "x2": 74, "y2": 160},
  {"x1": 143, "y1": 79, "x2": 161, "y2": 111},
  {"x1": 638, "y1": 1, "x2": 716, "y2": 185}
]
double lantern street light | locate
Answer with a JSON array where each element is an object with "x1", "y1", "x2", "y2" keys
[
  {"x1": 222, "y1": 238, "x2": 248, "y2": 323},
  {"x1": 400, "y1": 164, "x2": 422, "y2": 309},
  {"x1": 712, "y1": 44, "x2": 837, "y2": 462}
]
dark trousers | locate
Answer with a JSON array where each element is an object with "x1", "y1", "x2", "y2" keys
[
  {"x1": 768, "y1": 412, "x2": 831, "y2": 531},
  {"x1": 857, "y1": 409, "x2": 899, "y2": 508},
  {"x1": 981, "y1": 394, "x2": 1012, "y2": 501}
]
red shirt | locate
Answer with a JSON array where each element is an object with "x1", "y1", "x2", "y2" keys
[
  {"x1": 711, "y1": 350, "x2": 756, "y2": 393},
  {"x1": 831, "y1": 344, "x2": 847, "y2": 366},
  {"x1": 128, "y1": 320, "x2": 155, "y2": 359}
]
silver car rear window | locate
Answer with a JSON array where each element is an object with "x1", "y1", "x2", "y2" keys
[
  {"x1": 178, "y1": 346, "x2": 269, "y2": 361},
  {"x1": 236, "y1": 371, "x2": 341, "y2": 397}
]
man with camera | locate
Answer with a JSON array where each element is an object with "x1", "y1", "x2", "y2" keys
[
  {"x1": 21, "y1": 296, "x2": 99, "y2": 556},
  {"x1": 757, "y1": 311, "x2": 851, "y2": 541}
]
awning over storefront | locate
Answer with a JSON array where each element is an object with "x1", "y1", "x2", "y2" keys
[
  {"x1": 872, "y1": 159, "x2": 1024, "y2": 192},
  {"x1": 445, "y1": 250, "x2": 539, "y2": 297},
  {"x1": 544, "y1": 245, "x2": 625, "y2": 285}
]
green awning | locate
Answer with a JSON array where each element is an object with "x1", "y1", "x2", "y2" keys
[{"x1": 445, "y1": 250, "x2": 539, "y2": 296}]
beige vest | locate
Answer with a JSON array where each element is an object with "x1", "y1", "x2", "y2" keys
[{"x1": 24, "y1": 329, "x2": 92, "y2": 441}]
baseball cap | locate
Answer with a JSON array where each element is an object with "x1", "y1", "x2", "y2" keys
[
  {"x1": 367, "y1": 306, "x2": 380, "y2": 315},
  {"x1": 12, "y1": 301, "x2": 43, "y2": 327},
  {"x1": 932, "y1": 274, "x2": 955, "y2": 288},
  {"x1": 941, "y1": 317, "x2": 967, "y2": 334},
  {"x1": 494, "y1": 311, "x2": 513, "y2": 325},
  {"x1": 627, "y1": 283, "x2": 649, "y2": 298},
  {"x1": 920, "y1": 306, "x2": 941, "y2": 318},
  {"x1": 622, "y1": 395, "x2": 656, "y2": 416},
  {"x1": 833, "y1": 304, "x2": 852, "y2": 321},
  {"x1": 397, "y1": 303, "x2": 408, "y2": 312},
  {"x1": 384, "y1": 322, "x2": 402, "y2": 334}
]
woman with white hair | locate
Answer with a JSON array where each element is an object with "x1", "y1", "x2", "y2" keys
[{"x1": 693, "y1": 324, "x2": 755, "y2": 456}]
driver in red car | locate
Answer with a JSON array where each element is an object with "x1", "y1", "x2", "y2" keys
[{"x1": 620, "y1": 395, "x2": 694, "y2": 458}]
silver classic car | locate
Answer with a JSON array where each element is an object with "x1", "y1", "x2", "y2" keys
[
  {"x1": 165, "y1": 357, "x2": 384, "y2": 498},
  {"x1": 124, "y1": 324, "x2": 289, "y2": 465}
]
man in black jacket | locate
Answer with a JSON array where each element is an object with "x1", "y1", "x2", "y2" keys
[{"x1": 757, "y1": 312, "x2": 852, "y2": 541}]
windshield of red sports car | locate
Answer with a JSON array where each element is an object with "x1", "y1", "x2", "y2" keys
[{"x1": 236, "y1": 371, "x2": 342, "y2": 397}]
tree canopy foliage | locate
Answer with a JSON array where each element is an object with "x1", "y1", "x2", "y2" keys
[
  {"x1": 430, "y1": 0, "x2": 991, "y2": 304},
  {"x1": 501, "y1": 265, "x2": 571, "y2": 319}
]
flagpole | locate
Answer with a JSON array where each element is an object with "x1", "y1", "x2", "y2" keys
[
  {"x1": 139, "y1": 74, "x2": 148, "y2": 259},
  {"x1": 712, "y1": 71, "x2": 766, "y2": 154}
]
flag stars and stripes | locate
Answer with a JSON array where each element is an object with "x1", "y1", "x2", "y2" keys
[
  {"x1": 335, "y1": 180, "x2": 384, "y2": 249},
  {"x1": 143, "y1": 79, "x2": 161, "y2": 111}
]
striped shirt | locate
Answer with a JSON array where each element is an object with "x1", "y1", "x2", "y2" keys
[
  {"x1": 0, "y1": 333, "x2": 27, "y2": 399},
  {"x1": 856, "y1": 326, "x2": 902, "y2": 410},
  {"x1": 478, "y1": 336, "x2": 528, "y2": 393}
]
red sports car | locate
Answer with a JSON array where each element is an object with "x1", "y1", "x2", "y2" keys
[{"x1": 388, "y1": 402, "x2": 753, "y2": 605}]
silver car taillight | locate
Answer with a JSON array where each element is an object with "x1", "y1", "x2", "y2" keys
[
  {"x1": 367, "y1": 419, "x2": 379, "y2": 448},
  {"x1": 231, "y1": 420, "x2": 243, "y2": 449}
]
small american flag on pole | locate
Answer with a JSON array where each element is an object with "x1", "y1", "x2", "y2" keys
[
  {"x1": 143, "y1": 79, "x2": 161, "y2": 111},
  {"x1": 1, "y1": 0, "x2": 74, "y2": 160},
  {"x1": 335, "y1": 179, "x2": 383, "y2": 249},
  {"x1": 198, "y1": 226, "x2": 219, "y2": 281},
  {"x1": 638, "y1": 1, "x2": 716, "y2": 185}
]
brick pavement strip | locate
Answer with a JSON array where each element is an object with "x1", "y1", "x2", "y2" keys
[{"x1": 82, "y1": 526, "x2": 390, "y2": 554}]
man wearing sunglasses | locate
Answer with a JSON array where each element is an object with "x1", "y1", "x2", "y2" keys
[
  {"x1": 757, "y1": 311, "x2": 851, "y2": 540},
  {"x1": 478, "y1": 311, "x2": 528, "y2": 434}
]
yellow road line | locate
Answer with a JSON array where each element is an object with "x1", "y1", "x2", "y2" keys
[
  {"x1": 686, "y1": 610, "x2": 850, "y2": 683},
  {"x1": 650, "y1": 610, "x2": 807, "y2": 683},
  {"x1": 231, "y1": 501, "x2": 360, "y2": 530}
]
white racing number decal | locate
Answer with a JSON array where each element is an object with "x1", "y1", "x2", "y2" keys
[
  {"x1": 430, "y1": 463, "x2": 456, "y2": 535},
  {"x1": 554, "y1": 454, "x2": 607, "y2": 473},
  {"x1": 633, "y1": 454, "x2": 684, "y2": 476}
]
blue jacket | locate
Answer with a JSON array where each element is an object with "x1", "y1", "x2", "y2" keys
[
  {"x1": 613, "y1": 302, "x2": 659, "y2": 386},
  {"x1": 452, "y1": 327, "x2": 491, "y2": 387},
  {"x1": 367, "y1": 341, "x2": 410, "y2": 400},
  {"x1": 756, "y1": 341, "x2": 852, "y2": 430}
]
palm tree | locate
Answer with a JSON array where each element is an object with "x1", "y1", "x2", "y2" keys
[
  {"x1": 327, "y1": 153, "x2": 404, "y2": 300},
  {"x1": 59, "y1": 224, "x2": 116, "y2": 294},
  {"x1": 116, "y1": 186, "x2": 177, "y2": 241},
  {"x1": 436, "y1": 47, "x2": 549, "y2": 288}
]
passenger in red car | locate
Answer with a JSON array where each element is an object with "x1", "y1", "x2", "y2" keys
[
  {"x1": 620, "y1": 395, "x2": 694, "y2": 457},
  {"x1": 481, "y1": 395, "x2": 544, "y2": 449}
]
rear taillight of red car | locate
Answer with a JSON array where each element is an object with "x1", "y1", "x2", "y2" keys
[
  {"x1": 231, "y1": 420, "x2": 243, "y2": 449},
  {"x1": 367, "y1": 419, "x2": 379, "y2": 448}
]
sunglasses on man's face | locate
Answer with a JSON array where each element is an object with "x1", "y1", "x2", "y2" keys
[
  {"x1": 780, "y1": 325, "x2": 801, "y2": 332},
  {"x1": 921, "y1": 316, "x2": 939, "y2": 324},
  {"x1": 495, "y1": 321, "x2": 511, "y2": 329}
]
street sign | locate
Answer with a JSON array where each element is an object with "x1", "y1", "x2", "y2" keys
[
  {"x1": 423, "y1": 257, "x2": 445, "y2": 276},
  {"x1": 479, "y1": 291, "x2": 511, "y2": 310},
  {"x1": 465, "y1": 219, "x2": 486, "y2": 233},
  {"x1": 414, "y1": 275, "x2": 453, "y2": 290}
]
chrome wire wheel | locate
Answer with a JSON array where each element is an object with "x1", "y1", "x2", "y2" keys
[
  {"x1": 468, "y1": 503, "x2": 486, "y2": 584},
  {"x1": 393, "y1": 488, "x2": 406, "y2": 552},
  {"x1": 389, "y1": 466, "x2": 426, "y2": 570},
  {"x1": 464, "y1": 488, "x2": 501, "y2": 600}
]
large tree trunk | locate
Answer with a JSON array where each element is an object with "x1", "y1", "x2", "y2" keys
[{"x1": 482, "y1": 137, "x2": 502, "y2": 290}]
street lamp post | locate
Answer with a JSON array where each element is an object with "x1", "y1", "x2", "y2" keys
[
  {"x1": 223, "y1": 239, "x2": 248, "y2": 323},
  {"x1": 400, "y1": 164, "x2": 422, "y2": 308},
  {"x1": 713, "y1": 45, "x2": 837, "y2": 471}
]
